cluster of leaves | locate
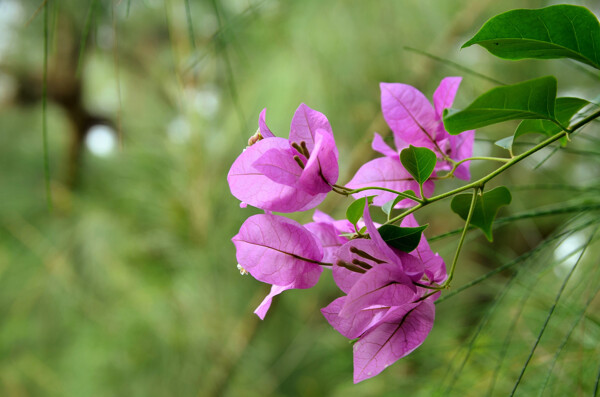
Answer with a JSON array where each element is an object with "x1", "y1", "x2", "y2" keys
[{"x1": 228, "y1": 3, "x2": 600, "y2": 386}]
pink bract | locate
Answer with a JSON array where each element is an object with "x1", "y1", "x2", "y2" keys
[
  {"x1": 322, "y1": 202, "x2": 446, "y2": 382},
  {"x1": 232, "y1": 214, "x2": 324, "y2": 319},
  {"x1": 353, "y1": 300, "x2": 435, "y2": 383},
  {"x1": 228, "y1": 104, "x2": 339, "y2": 212},
  {"x1": 380, "y1": 77, "x2": 475, "y2": 180}
]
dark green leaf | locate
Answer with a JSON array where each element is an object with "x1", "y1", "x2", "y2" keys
[
  {"x1": 378, "y1": 224, "x2": 428, "y2": 253},
  {"x1": 514, "y1": 97, "x2": 589, "y2": 147},
  {"x1": 463, "y1": 5, "x2": 600, "y2": 69},
  {"x1": 400, "y1": 145, "x2": 437, "y2": 184},
  {"x1": 443, "y1": 76, "x2": 557, "y2": 134},
  {"x1": 450, "y1": 186, "x2": 512, "y2": 242},
  {"x1": 381, "y1": 191, "x2": 417, "y2": 216}
]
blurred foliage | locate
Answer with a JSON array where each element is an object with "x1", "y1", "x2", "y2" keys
[{"x1": 0, "y1": 0, "x2": 599, "y2": 396}]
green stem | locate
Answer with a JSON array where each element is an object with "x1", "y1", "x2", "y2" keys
[
  {"x1": 414, "y1": 281, "x2": 444, "y2": 290},
  {"x1": 334, "y1": 185, "x2": 424, "y2": 203},
  {"x1": 438, "y1": 156, "x2": 510, "y2": 179},
  {"x1": 386, "y1": 109, "x2": 600, "y2": 225},
  {"x1": 442, "y1": 188, "x2": 478, "y2": 288}
]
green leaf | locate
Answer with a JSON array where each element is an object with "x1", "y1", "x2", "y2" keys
[
  {"x1": 450, "y1": 186, "x2": 512, "y2": 242},
  {"x1": 400, "y1": 145, "x2": 437, "y2": 184},
  {"x1": 443, "y1": 76, "x2": 557, "y2": 134},
  {"x1": 346, "y1": 198, "x2": 367, "y2": 227},
  {"x1": 346, "y1": 197, "x2": 374, "y2": 227},
  {"x1": 494, "y1": 136, "x2": 514, "y2": 150},
  {"x1": 514, "y1": 97, "x2": 589, "y2": 147},
  {"x1": 462, "y1": 5, "x2": 600, "y2": 69},
  {"x1": 381, "y1": 191, "x2": 417, "y2": 216},
  {"x1": 378, "y1": 224, "x2": 428, "y2": 253}
]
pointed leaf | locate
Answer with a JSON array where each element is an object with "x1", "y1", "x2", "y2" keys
[
  {"x1": 381, "y1": 191, "x2": 417, "y2": 216},
  {"x1": 495, "y1": 136, "x2": 514, "y2": 150},
  {"x1": 450, "y1": 186, "x2": 512, "y2": 242},
  {"x1": 463, "y1": 5, "x2": 600, "y2": 69},
  {"x1": 400, "y1": 145, "x2": 437, "y2": 184},
  {"x1": 347, "y1": 197, "x2": 368, "y2": 227},
  {"x1": 378, "y1": 224, "x2": 428, "y2": 253},
  {"x1": 443, "y1": 76, "x2": 557, "y2": 134},
  {"x1": 514, "y1": 97, "x2": 590, "y2": 146}
]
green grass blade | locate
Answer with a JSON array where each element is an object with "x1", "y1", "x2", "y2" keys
[
  {"x1": 430, "y1": 202, "x2": 600, "y2": 243},
  {"x1": 42, "y1": 0, "x2": 52, "y2": 210},
  {"x1": 437, "y1": 215, "x2": 598, "y2": 304},
  {"x1": 76, "y1": 0, "x2": 97, "y2": 77},
  {"x1": 538, "y1": 283, "x2": 600, "y2": 396},
  {"x1": 210, "y1": 0, "x2": 247, "y2": 132},
  {"x1": 403, "y1": 46, "x2": 506, "y2": 86},
  {"x1": 509, "y1": 227, "x2": 598, "y2": 396},
  {"x1": 444, "y1": 271, "x2": 518, "y2": 393},
  {"x1": 184, "y1": 0, "x2": 196, "y2": 49}
]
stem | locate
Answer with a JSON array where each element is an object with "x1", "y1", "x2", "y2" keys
[
  {"x1": 334, "y1": 185, "x2": 424, "y2": 203},
  {"x1": 442, "y1": 188, "x2": 478, "y2": 288},
  {"x1": 414, "y1": 282, "x2": 444, "y2": 290},
  {"x1": 386, "y1": 109, "x2": 600, "y2": 225},
  {"x1": 439, "y1": 156, "x2": 510, "y2": 179}
]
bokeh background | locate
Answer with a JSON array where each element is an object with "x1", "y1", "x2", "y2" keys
[{"x1": 1, "y1": 0, "x2": 599, "y2": 396}]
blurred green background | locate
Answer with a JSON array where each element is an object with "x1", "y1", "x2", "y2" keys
[{"x1": 1, "y1": 0, "x2": 599, "y2": 395}]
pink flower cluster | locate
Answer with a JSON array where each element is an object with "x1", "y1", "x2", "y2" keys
[{"x1": 228, "y1": 78, "x2": 474, "y2": 383}]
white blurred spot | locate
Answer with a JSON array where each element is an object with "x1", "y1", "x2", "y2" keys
[
  {"x1": 0, "y1": 0, "x2": 23, "y2": 61},
  {"x1": 186, "y1": 86, "x2": 220, "y2": 118},
  {"x1": 167, "y1": 116, "x2": 191, "y2": 143},
  {"x1": 86, "y1": 125, "x2": 117, "y2": 157},
  {"x1": 553, "y1": 232, "x2": 586, "y2": 278}
]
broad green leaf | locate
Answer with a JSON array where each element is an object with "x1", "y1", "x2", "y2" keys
[
  {"x1": 443, "y1": 76, "x2": 557, "y2": 134},
  {"x1": 450, "y1": 186, "x2": 512, "y2": 242},
  {"x1": 346, "y1": 196, "x2": 374, "y2": 227},
  {"x1": 346, "y1": 197, "x2": 367, "y2": 227},
  {"x1": 463, "y1": 5, "x2": 600, "y2": 69},
  {"x1": 400, "y1": 145, "x2": 437, "y2": 184},
  {"x1": 378, "y1": 224, "x2": 428, "y2": 253},
  {"x1": 514, "y1": 97, "x2": 589, "y2": 147},
  {"x1": 381, "y1": 191, "x2": 417, "y2": 216}
]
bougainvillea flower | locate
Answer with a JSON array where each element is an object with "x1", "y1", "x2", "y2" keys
[
  {"x1": 380, "y1": 76, "x2": 475, "y2": 180},
  {"x1": 322, "y1": 202, "x2": 443, "y2": 382},
  {"x1": 232, "y1": 213, "x2": 325, "y2": 319},
  {"x1": 228, "y1": 104, "x2": 339, "y2": 213}
]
